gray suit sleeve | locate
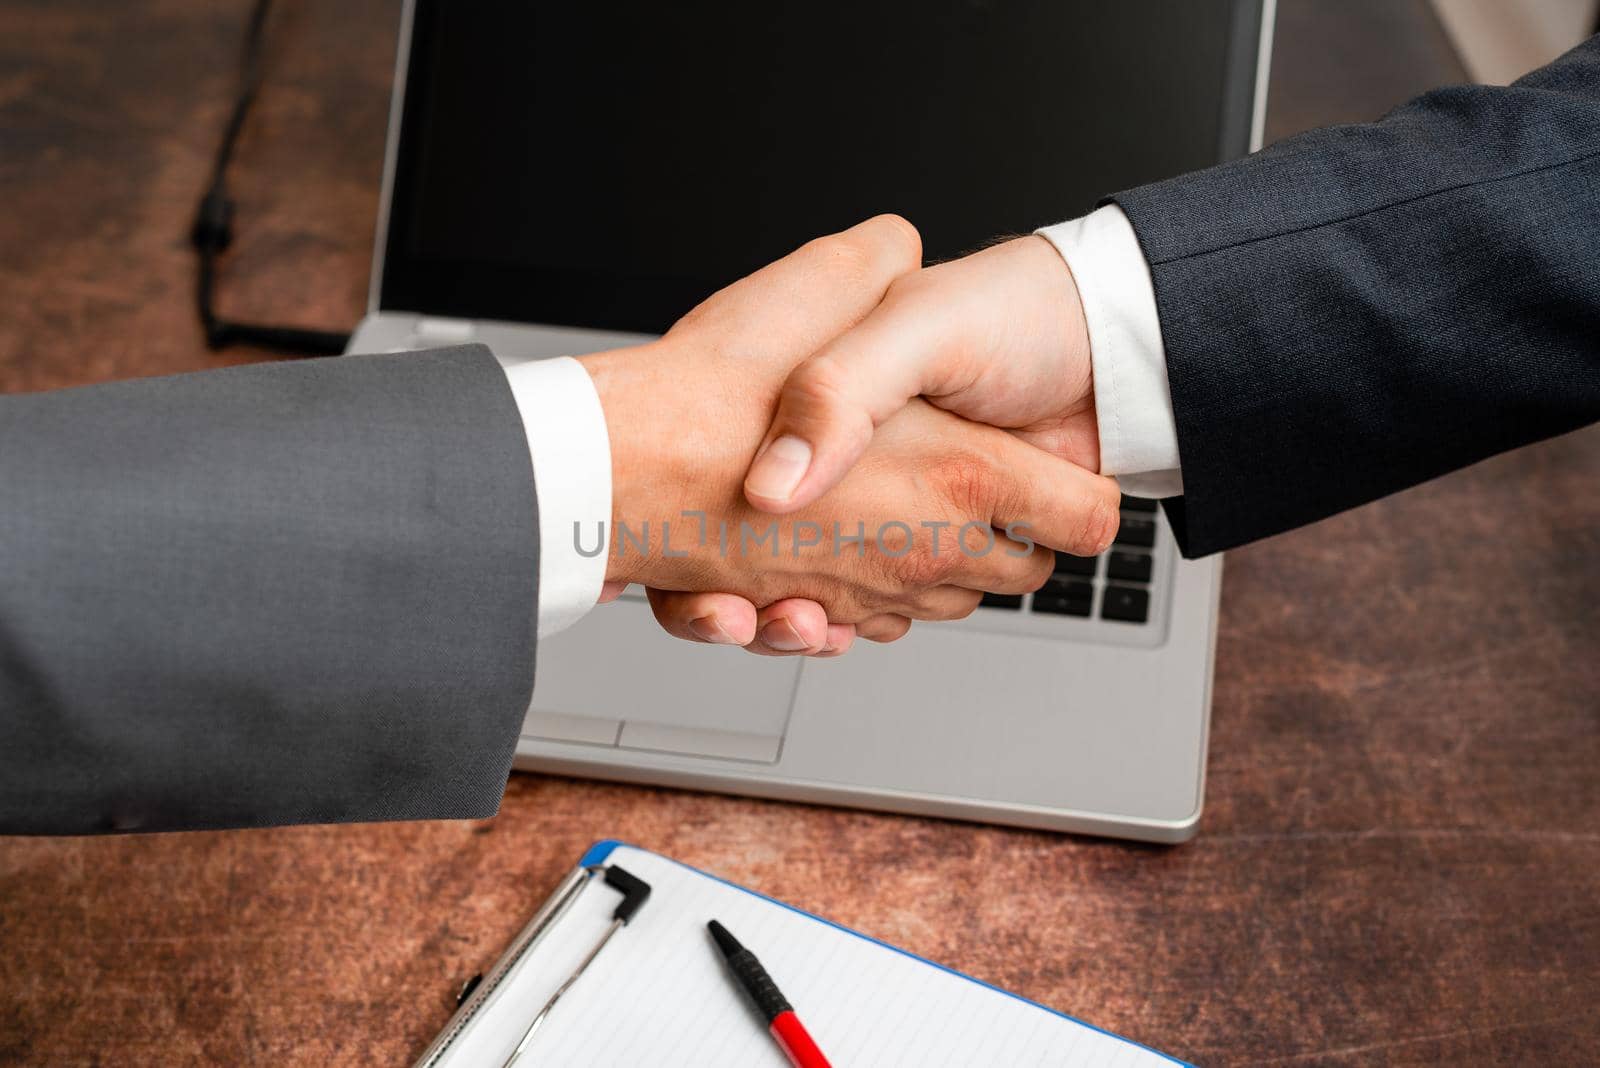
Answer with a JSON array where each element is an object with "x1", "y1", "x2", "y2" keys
[
  {"x1": 1111, "y1": 36, "x2": 1600, "y2": 556},
  {"x1": 0, "y1": 345, "x2": 539, "y2": 834}
]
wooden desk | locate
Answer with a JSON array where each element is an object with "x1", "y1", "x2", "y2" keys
[{"x1": 3, "y1": 2, "x2": 1596, "y2": 1063}]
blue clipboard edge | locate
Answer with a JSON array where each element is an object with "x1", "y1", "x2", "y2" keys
[{"x1": 577, "y1": 839, "x2": 1192, "y2": 1068}]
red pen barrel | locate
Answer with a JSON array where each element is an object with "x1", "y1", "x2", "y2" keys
[{"x1": 770, "y1": 1010, "x2": 832, "y2": 1068}]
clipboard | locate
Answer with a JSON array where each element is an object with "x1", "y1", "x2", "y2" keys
[{"x1": 413, "y1": 841, "x2": 1189, "y2": 1066}]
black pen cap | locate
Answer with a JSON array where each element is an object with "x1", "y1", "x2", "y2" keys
[{"x1": 707, "y1": 919, "x2": 793, "y2": 1024}]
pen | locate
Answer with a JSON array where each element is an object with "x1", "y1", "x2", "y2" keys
[{"x1": 707, "y1": 919, "x2": 833, "y2": 1068}]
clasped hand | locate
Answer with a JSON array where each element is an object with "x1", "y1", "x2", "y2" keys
[{"x1": 580, "y1": 215, "x2": 1112, "y2": 655}]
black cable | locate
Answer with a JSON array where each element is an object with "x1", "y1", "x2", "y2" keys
[{"x1": 191, "y1": 0, "x2": 351, "y2": 357}]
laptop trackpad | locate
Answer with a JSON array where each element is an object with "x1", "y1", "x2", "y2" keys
[{"x1": 528, "y1": 597, "x2": 800, "y2": 747}]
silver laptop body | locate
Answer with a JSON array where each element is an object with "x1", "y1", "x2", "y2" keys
[{"x1": 351, "y1": 0, "x2": 1275, "y2": 842}]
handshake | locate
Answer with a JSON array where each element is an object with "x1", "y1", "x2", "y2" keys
[{"x1": 580, "y1": 214, "x2": 1119, "y2": 656}]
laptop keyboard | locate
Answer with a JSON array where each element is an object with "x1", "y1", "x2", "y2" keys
[
  {"x1": 977, "y1": 495, "x2": 1162, "y2": 629},
  {"x1": 525, "y1": 494, "x2": 1174, "y2": 762}
]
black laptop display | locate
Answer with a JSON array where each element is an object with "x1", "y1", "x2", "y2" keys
[{"x1": 380, "y1": 0, "x2": 1264, "y2": 334}]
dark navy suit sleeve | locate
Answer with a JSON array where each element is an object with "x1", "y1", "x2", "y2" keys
[
  {"x1": 1110, "y1": 36, "x2": 1600, "y2": 557},
  {"x1": 0, "y1": 346, "x2": 539, "y2": 834}
]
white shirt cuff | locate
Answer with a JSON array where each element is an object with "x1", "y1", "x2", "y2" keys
[
  {"x1": 500, "y1": 355, "x2": 612, "y2": 638},
  {"x1": 1036, "y1": 205, "x2": 1183, "y2": 499}
]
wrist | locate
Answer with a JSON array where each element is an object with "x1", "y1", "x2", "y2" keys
[
  {"x1": 1019, "y1": 233, "x2": 1094, "y2": 410},
  {"x1": 577, "y1": 346, "x2": 650, "y2": 587},
  {"x1": 578, "y1": 342, "x2": 733, "y2": 590}
]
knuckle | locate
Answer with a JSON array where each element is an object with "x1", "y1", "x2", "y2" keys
[
  {"x1": 862, "y1": 616, "x2": 911, "y2": 643},
  {"x1": 1076, "y1": 483, "x2": 1122, "y2": 554},
  {"x1": 939, "y1": 591, "x2": 982, "y2": 622},
  {"x1": 1028, "y1": 548, "x2": 1055, "y2": 590},
  {"x1": 783, "y1": 359, "x2": 876, "y2": 454},
  {"x1": 896, "y1": 589, "x2": 937, "y2": 619},
  {"x1": 868, "y1": 213, "x2": 923, "y2": 268},
  {"x1": 995, "y1": 547, "x2": 1052, "y2": 595},
  {"x1": 813, "y1": 215, "x2": 923, "y2": 283},
  {"x1": 933, "y1": 452, "x2": 999, "y2": 517},
  {"x1": 905, "y1": 548, "x2": 962, "y2": 590},
  {"x1": 789, "y1": 353, "x2": 857, "y2": 415},
  {"x1": 809, "y1": 230, "x2": 877, "y2": 281},
  {"x1": 889, "y1": 533, "x2": 964, "y2": 591},
  {"x1": 860, "y1": 561, "x2": 907, "y2": 612},
  {"x1": 806, "y1": 582, "x2": 879, "y2": 625},
  {"x1": 826, "y1": 598, "x2": 871, "y2": 626},
  {"x1": 914, "y1": 590, "x2": 978, "y2": 622}
]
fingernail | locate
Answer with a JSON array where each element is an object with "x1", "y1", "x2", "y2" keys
[
  {"x1": 745, "y1": 436, "x2": 812, "y2": 503},
  {"x1": 688, "y1": 615, "x2": 738, "y2": 644},
  {"x1": 759, "y1": 619, "x2": 810, "y2": 652}
]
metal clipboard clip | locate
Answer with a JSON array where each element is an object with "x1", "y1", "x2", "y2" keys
[{"x1": 411, "y1": 863, "x2": 652, "y2": 1068}]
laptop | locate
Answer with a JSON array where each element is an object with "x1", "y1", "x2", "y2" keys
[{"x1": 351, "y1": 0, "x2": 1275, "y2": 843}]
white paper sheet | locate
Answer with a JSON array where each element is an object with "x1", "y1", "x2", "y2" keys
[{"x1": 421, "y1": 845, "x2": 1184, "y2": 1067}]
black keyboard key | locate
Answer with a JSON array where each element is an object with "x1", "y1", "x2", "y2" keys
[
  {"x1": 979, "y1": 593, "x2": 1022, "y2": 610},
  {"x1": 1100, "y1": 585, "x2": 1150, "y2": 623},
  {"x1": 1033, "y1": 592, "x2": 1093, "y2": 616},
  {"x1": 1033, "y1": 578, "x2": 1093, "y2": 617},
  {"x1": 1114, "y1": 517, "x2": 1156, "y2": 548},
  {"x1": 1120, "y1": 495, "x2": 1158, "y2": 513},
  {"x1": 1106, "y1": 551, "x2": 1152, "y2": 583},
  {"x1": 1053, "y1": 551, "x2": 1098, "y2": 576},
  {"x1": 1039, "y1": 576, "x2": 1093, "y2": 597}
]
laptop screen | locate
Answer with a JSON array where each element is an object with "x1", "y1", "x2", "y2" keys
[{"x1": 379, "y1": 0, "x2": 1265, "y2": 334}]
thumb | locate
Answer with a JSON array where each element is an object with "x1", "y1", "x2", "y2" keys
[{"x1": 743, "y1": 289, "x2": 951, "y2": 512}]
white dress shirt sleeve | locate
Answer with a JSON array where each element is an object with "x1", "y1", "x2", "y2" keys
[
  {"x1": 1036, "y1": 205, "x2": 1184, "y2": 499},
  {"x1": 500, "y1": 355, "x2": 612, "y2": 638}
]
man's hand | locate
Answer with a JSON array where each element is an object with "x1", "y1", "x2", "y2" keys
[
  {"x1": 648, "y1": 233, "x2": 1108, "y2": 652},
  {"x1": 743, "y1": 235, "x2": 1098, "y2": 510},
  {"x1": 579, "y1": 219, "x2": 1119, "y2": 655}
]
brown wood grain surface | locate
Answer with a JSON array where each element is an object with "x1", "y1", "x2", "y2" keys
[{"x1": 2, "y1": 2, "x2": 1597, "y2": 1065}]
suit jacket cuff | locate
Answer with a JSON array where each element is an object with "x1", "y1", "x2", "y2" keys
[
  {"x1": 1036, "y1": 205, "x2": 1183, "y2": 499},
  {"x1": 501, "y1": 355, "x2": 611, "y2": 638}
]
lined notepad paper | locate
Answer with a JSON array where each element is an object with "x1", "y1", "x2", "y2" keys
[{"x1": 423, "y1": 844, "x2": 1184, "y2": 1067}]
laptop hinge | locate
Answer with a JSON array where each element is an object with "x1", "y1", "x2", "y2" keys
[{"x1": 414, "y1": 317, "x2": 476, "y2": 344}]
